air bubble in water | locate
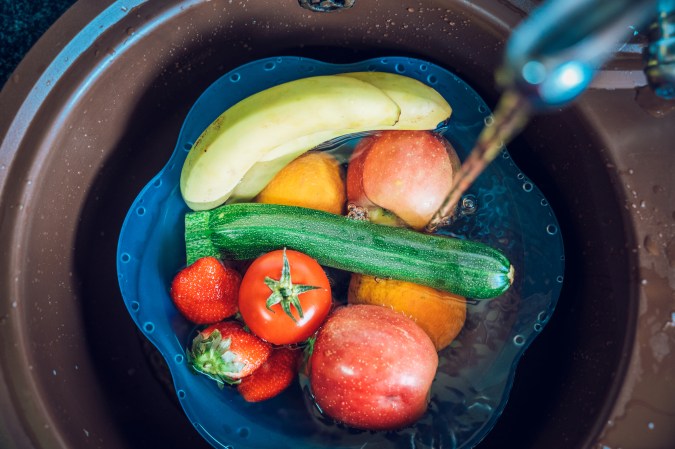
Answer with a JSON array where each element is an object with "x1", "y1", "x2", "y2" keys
[{"x1": 460, "y1": 195, "x2": 477, "y2": 215}]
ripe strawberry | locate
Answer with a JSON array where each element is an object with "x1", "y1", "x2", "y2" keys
[
  {"x1": 189, "y1": 321, "x2": 272, "y2": 385},
  {"x1": 170, "y1": 256, "x2": 241, "y2": 324},
  {"x1": 237, "y1": 347, "x2": 301, "y2": 402}
]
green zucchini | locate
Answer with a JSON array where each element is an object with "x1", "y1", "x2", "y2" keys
[{"x1": 184, "y1": 203, "x2": 514, "y2": 299}]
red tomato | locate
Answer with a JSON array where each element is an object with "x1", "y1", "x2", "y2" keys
[{"x1": 238, "y1": 249, "x2": 332, "y2": 345}]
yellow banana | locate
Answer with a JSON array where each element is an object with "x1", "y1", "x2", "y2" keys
[
  {"x1": 229, "y1": 130, "x2": 350, "y2": 201},
  {"x1": 338, "y1": 72, "x2": 451, "y2": 129},
  {"x1": 180, "y1": 75, "x2": 400, "y2": 210},
  {"x1": 181, "y1": 73, "x2": 452, "y2": 210}
]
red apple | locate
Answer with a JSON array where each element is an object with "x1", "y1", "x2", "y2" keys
[
  {"x1": 346, "y1": 130, "x2": 460, "y2": 229},
  {"x1": 308, "y1": 304, "x2": 438, "y2": 431}
]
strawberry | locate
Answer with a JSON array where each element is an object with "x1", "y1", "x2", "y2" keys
[
  {"x1": 189, "y1": 321, "x2": 272, "y2": 385},
  {"x1": 237, "y1": 347, "x2": 301, "y2": 402},
  {"x1": 170, "y1": 256, "x2": 241, "y2": 324}
]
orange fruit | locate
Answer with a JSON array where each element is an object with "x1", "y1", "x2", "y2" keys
[
  {"x1": 347, "y1": 274, "x2": 466, "y2": 351},
  {"x1": 256, "y1": 152, "x2": 346, "y2": 215}
]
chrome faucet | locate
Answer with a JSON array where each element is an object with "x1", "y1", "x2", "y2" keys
[{"x1": 499, "y1": 0, "x2": 675, "y2": 109}]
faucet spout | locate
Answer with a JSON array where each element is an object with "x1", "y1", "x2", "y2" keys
[{"x1": 500, "y1": 0, "x2": 659, "y2": 110}]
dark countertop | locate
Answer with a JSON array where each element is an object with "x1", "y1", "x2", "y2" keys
[{"x1": 0, "y1": 0, "x2": 77, "y2": 88}]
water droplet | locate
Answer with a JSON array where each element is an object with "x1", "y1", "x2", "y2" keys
[
  {"x1": 426, "y1": 74, "x2": 437, "y2": 85},
  {"x1": 407, "y1": 7, "x2": 415, "y2": 13},
  {"x1": 534, "y1": 323, "x2": 542, "y2": 332},
  {"x1": 143, "y1": 322, "x2": 155, "y2": 333},
  {"x1": 516, "y1": 172, "x2": 524, "y2": 180},
  {"x1": 556, "y1": 275, "x2": 563, "y2": 283},
  {"x1": 546, "y1": 224, "x2": 558, "y2": 235},
  {"x1": 174, "y1": 354, "x2": 184, "y2": 364},
  {"x1": 120, "y1": 253, "x2": 131, "y2": 263},
  {"x1": 522, "y1": 182, "x2": 533, "y2": 192},
  {"x1": 478, "y1": 104, "x2": 487, "y2": 113},
  {"x1": 177, "y1": 390, "x2": 186, "y2": 399},
  {"x1": 136, "y1": 207, "x2": 146, "y2": 216},
  {"x1": 540, "y1": 198, "x2": 549, "y2": 206},
  {"x1": 130, "y1": 301, "x2": 140, "y2": 312},
  {"x1": 229, "y1": 73, "x2": 241, "y2": 82},
  {"x1": 666, "y1": 239, "x2": 675, "y2": 268},
  {"x1": 648, "y1": 422, "x2": 655, "y2": 430},
  {"x1": 513, "y1": 335, "x2": 525, "y2": 346},
  {"x1": 419, "y1": 63, "x2": 428, "y2": 71},
  {"x1": 644, "y1": 235, "x2": 660, "y2": 256},
  {"x1": 263, "y1": 61, "x2": 276, "y2": 71}
]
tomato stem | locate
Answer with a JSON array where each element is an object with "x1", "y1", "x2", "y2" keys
[{"x1": 264, "y1": 248, "x2": 320, "y2": 322}]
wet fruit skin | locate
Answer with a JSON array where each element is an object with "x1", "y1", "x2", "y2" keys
[
  {"x1": 170, "y1": 256, "x2": 241, "y2": 324},
  {"x1": 190, "y1": 321, "x2": 272, "y2": 383},
  {"x1": 256, "y1": 151, "x2": 346, "y2": 215},
  {"x1": 347, "y1": 130, "x2": 460, "y2": 230},
  {"x1": 237, "y1": 347, "x2": 301, "y2": 402},
  {"x1": 238, "y1": 249, "x2": 332, "y2": 345},
  {"x1": 347, "y1": 274, "x2": 466, "y2": 351},
  {"x1": 309, "y1": 304, "x2": 438, "y2": 431}
]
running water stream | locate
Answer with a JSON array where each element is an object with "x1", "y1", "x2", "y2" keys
[{"x1": 427, "y1": 90, "x2": 532, "y2": 231}]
